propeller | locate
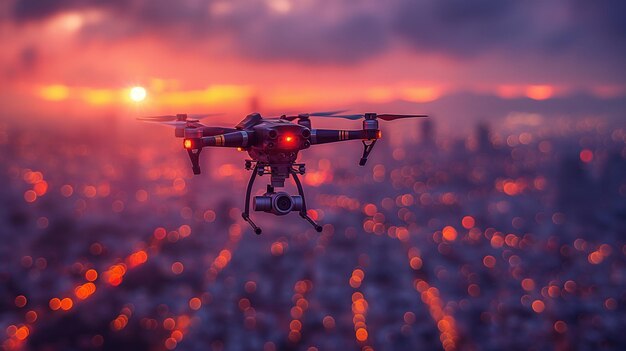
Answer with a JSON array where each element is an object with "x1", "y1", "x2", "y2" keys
[
  {"x1": 315, "y1": 113, "x2": 428, "y2": 121},
  {"x1": 279, "y1": 110, "x2": 348, "y2": 121},
  {"x1": 158, "y1": 121, "x2": 196, "y2": 127},
  {"x1": 137, "y1": 113, "x2": 221, "y2": 123},
  {"x1": 377, "y1": 114, "x2": 429, "y2": 121},
  {"x1": 316, "y1": 114, "x2": 362, "y2": 120}
]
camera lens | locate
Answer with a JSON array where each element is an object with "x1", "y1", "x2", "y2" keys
[{"x1": 275, "y1": 194, "x2": 292, "y2": 212}]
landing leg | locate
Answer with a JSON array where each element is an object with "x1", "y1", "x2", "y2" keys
[
  {"x1": 187, "y1": 148, "x2": 202, "y2": 175},
  {"x1": 291, "y1": 170, "x2": 323, "y2": 232},
  {"x1": 242, "y1": 163, "x2": 262, "y2": 234},
  {"x1": 359, "y1": 139, "x2": 377, "y2": 166}
]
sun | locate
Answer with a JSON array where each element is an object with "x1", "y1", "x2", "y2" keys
[{"x1": 129, "y1": 86, "x2": 147, "y2": 102}]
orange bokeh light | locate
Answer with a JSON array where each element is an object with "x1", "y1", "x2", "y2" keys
[
  {"x1": 14, "y1": 295, "x2": 27, "y2": 308},
  {"x1": 409, "y1": 256, "x2": 423, "y2": 270},
  {"x1": 154, "y1": 227, "x2": 167, "y2": 240},
  {"x1": 171, "y1": 262, "x2": 184, "y2": 274},
  {"x1": 75, "y1": 282, "x2": 97, "y2": 300},
  {"x1": 531, "y1": 300, "x2": 545, "y2": 313},
  {"x1": 271, "y1": 242, "x2": 284, "y2": 256},
  {"x1": 104, "y1": 263, "x2": 127, "y2": 286},
  {"x1": 85, "y1": 269, "x2": 98, "y2": 281},
  {"x1": 163, "y1": 318, "x2": 176, "y2": 330},
  {"x1": 15, "y1": 326, "x2": 30, "y2": 341},
  {"x1": 461, "y1": 216, "x2": 475, "y2": 229},
  {"x1": 60, "y1": 298, "x2": 74, "y2": 310},
  {"x1": 554, "y1": 320, "x2": 567, "y2": 333},
  {"x1": 25, "y1": 310, "x2": 38, "y2": 323},
  {"x1": 165, "y1": 338, "x2": 177, "y2": 350},
  {"x1": 128, "y1": 250, "x2": 148, "y2": 268},
  {"x1": 24, "y1": 190, "x2": 37, "y2": 203},
  {"x1": 442, "y1": 226, "x2": 457, "y2": 241},
  {"x1": 49, "y1": 298, "x2": 61, "y2": 310},
  {"x1": 33, "y1": 180, "x2": 48, "y2": 196},
  {"x1": 483, "y1": 255, "x2": 496, "y2": 268},
  {"x1": 588, "y1": 251, "x2": 604, "y2": 264},
  {"x1": 289, "y1": 320, "x2": 302, "y2": 331},
  {"x1": 189, "y1": 297, "x2": 202, "y2": 310},
  {"x1": 363, "y1": 203, "x2": 377, "y2": 216},
  {"x1": 521, "y1": 278, "x2": 535, "y2": 291},
  {"x1": 356, "y1": 327, "x2": 368, "y2": 342}
]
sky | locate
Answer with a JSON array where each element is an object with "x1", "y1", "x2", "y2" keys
[{"x1": 1, "y1": 0, "x2": 625, "y2": 120}]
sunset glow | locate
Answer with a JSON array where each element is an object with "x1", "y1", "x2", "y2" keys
[
  {"x1": 130, "y1": 86, "x2": 147, "y2": 102},
  {"x1": 525, "y1": 85, "x2": 554, "y2": 101}
]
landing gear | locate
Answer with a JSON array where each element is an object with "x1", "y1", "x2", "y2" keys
[
  {"x1": 290, "y1": 169, "x2": 323, "y2": 232},
  {"x1": 359, "y1": 139, "x2": 377, "y2": 166},
  {"x1": 242, "y1": 163, "x2": 262, "y2": 234},
  {"x1": 242, "y1": 161, "x2": 323, "y2": 234},
  {"x1": 187, "y1": 148, "x2": 202, "y2": 174}
]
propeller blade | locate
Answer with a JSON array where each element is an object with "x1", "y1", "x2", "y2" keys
[
  {"x1": 309, "y1": 110, "x2": 348, "y2": 116},
  {"x1": 160, "y1": 121, "x2": 189, "y2": 126},
  {"x1": 137, "y1": 115, "x2": 178, "y2": 122},
  {"x1": 377, "y1": 114, "x2": 428, "y2": 121},
  {"x1": 137, "y1": 113, "x2": 221, "y2": 122},
  {"x1": 279, "y1": 110, "x2": 349, "y2": 120},
  {"x1": 302, "y1": 113, "x2": 428, "y2": 121},
  {"x1": 137, "y1": 121, "x2": 193, "y2": 128},
  {"x1": 187, "y1": 113, "x2": 222, "y2": 119},
  {"x1": 314, "y1": 114, "x2": 364, "y2": 120}
]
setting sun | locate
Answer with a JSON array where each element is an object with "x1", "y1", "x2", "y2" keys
[{"x1": 130, "y1": 86, "x2": 147, "y2": 102}]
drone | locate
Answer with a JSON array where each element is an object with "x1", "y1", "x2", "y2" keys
[{"x1": 139, "y1": 111, "x2": 427, "y2": 234}]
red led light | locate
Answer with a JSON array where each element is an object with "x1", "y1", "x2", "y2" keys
[
  {"x1": 285, "y1": 135, "x2": 294, "y2": 143},
  {"x1": 184, "y1": 139, "x2": 192, "y2": 149}
]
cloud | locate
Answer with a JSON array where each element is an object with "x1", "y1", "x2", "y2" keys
[
  {"x1": 7, "y1": 0, "x2": 626, "y2": 69},
  {"x1": 392, "y1": 0, "x2": 527, "y2": 57},
  {"x1": 233, "y1": 11, "x2": 389, "y2": 64},
  {"x1": 393, "y1": 0, "x2": 626, "y2": 60},
  {"x1": 568, "y1": 0, "x2": 626, "y2": 51},
  {"x1": 13, "y1": 0, "x2": 128, "y2": 21}
]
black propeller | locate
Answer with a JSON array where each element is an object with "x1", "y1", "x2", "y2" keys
[
  {"x1": 279, "y1": 110, "x2": 348, "y2": 121},
  {"x1": 137, "y1": 113, "x2": 220, "y2": 123},
  {"x1": 314, "y1": 113, "x2": 428, "y2": 121}
]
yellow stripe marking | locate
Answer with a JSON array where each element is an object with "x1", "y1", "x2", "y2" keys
[{"x1": 215, "y1": 135, "x2": 224, "y2": 146}]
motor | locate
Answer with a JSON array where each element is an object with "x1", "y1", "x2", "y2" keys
[{"x1": 253, "y1": 191, "x2": 303, "y2": 216}]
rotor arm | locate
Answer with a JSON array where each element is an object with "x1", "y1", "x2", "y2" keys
[
  {"x1": 176, "y1": 125, "x2": 236, "y2": 138},
  {"x1": 183, "y1": 131, "x2": 252, "y2": 175},
  {"x1": 200, "y1": 126, "x2": 238, "y2": 137},
  {"x1": 184, "y1": 131, "x2": 253, "y2": 149},
  {"x1": 309, "y1": 129, "x2": 380, "y2": 145}
]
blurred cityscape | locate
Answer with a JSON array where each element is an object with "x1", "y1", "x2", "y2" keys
[{"x1": 0, "y1": 112, "x2": 624, "y2": 351}]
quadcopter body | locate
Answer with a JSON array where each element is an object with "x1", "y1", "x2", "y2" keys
[{"x1": 139, "y1": 111, "x2": 426, "y2": 234}]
